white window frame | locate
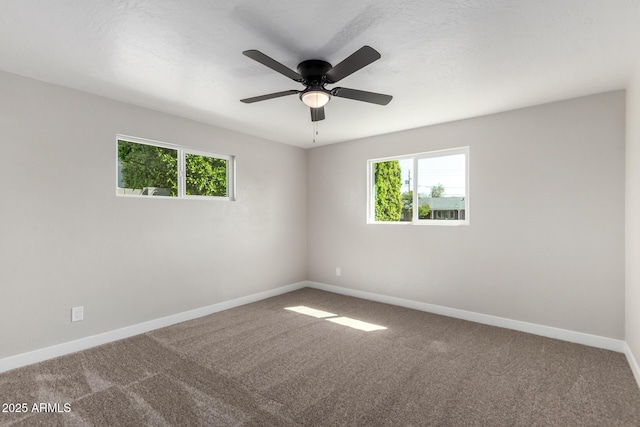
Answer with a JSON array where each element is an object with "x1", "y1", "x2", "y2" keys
[
  {"x1": 367, "y1": 146, "x2": 469, "y2": 226},
  {"x1": 116, "y1": 135, "x2": 235, "y2": 201}
]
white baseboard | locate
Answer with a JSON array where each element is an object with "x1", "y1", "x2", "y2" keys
[
  {"x1": 0, "y1": 282, "x2": 307, "y2": 374},
  {"x1": 624, "y1": 343, "x2": 640, "y2": 389},
  {"x1": 306, "y1": 281, "x2": 626, "y2": 353}
]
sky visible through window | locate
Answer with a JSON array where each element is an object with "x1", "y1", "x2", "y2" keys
[{"x1": 399, "y1": 154, "x2": 466, "y2": 197}]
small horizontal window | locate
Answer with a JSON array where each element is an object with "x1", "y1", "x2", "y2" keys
[
  {"x1": 368, "y1": 147, "x2": 469, "y2": 225},
  {"x1": 116, "y1": 136, "x2": 234, "y2": 200}
]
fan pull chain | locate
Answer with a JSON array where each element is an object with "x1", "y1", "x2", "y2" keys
[{"x1": 313, "y1": 122, "x2": 319, "y2": 143}]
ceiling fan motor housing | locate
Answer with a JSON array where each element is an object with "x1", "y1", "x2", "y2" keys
[{"x1": 297, "y1": 60, "x2": 332, "y2": 85}]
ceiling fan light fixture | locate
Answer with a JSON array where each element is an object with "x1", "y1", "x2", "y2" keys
[{"x1": 301, "y1": 90, "x2": 330, "y2": 108}]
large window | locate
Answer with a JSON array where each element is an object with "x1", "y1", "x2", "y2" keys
[
  {"x1": 368, "y1": 147, "x2": 469, "y2": 225},
  {"x1": 116, "y1": 136, "x2": 234, "y2": 200}
]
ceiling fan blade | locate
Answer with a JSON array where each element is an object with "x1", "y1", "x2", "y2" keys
[
  {"x1": 243, "y1": 50, "x2": 303, "y2": 82},
  {"x1": 240, "y1": 90, "x2": 299, "y2": 104},
  {"x1": 324, "y1": 46, "x2": 381, "y2": 83},
  {"x1": 331, "y1": 87, "x2": 392, "y2": 105},
  {"x1": 311, "y1": 106, "x2": 325, "y2": 122}
]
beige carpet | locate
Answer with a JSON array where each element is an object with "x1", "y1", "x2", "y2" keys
[{"x1": 1, "y1": 288, "x2": 639, "y2": 426}]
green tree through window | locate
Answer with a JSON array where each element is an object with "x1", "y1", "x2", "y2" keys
[
  {"x1": 430, "y1": 183, "x2": 445, "y2": 198},
  {"x1": 373, "y1": 160, "x2": 402, "y2": 221},
  {"x1": 185, "y1": 154, "x2": 227, "y2": 197},
  {"x1": 118, "y1": 140, "x2": 178, "y2": 196}
]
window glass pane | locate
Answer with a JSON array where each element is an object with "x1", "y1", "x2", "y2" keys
[
  {"x1": 373, "y1": 160, "x2": 413, "y2": 222},
  {"x1": 399, "y1": 158, "x2": 414, "y2": 222},
  {"x1": 417, "y1": 153, "x2": 466, "y2": 220},
  {"x1": 117, "y1": 140, "x2": 178, "y2": 196},
  {"x1": 185, "y1": 153, "x2": 228, "y2": 197}
]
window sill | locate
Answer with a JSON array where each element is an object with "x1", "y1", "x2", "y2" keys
[{"x1": 367, "y1": 220, "x2": 469, "y2": 226}]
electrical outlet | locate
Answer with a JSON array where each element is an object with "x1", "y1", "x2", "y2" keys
[
  {"x1": 336, "y1": 267, "x2": 341, "y2": 277},
  {"x1": 71, "y1": 306, "x2": 84, "y2": 322}
]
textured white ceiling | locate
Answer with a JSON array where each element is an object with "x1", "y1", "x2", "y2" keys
[{"x1": 1, "y1": 0, "x2": 639, "y2": 147}]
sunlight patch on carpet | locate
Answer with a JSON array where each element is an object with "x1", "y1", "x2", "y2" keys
[
  {"x1": 285, "y1": 306, "x2": 387, "y2": 331},
  {"x1": 325, "y1": 316, "x2": 387, "y2": 332},
  {"x1": 285, "y1": 306, "x2": 337, "y2": 318}
]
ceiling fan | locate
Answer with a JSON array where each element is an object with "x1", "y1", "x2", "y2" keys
[{"x1": 240, "y1": 46, "x2": 392, "y2": 122}]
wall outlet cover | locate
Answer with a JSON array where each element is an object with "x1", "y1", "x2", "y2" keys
[{"x1": 71, "y1": 306, "x2": 84, "y2": 322}]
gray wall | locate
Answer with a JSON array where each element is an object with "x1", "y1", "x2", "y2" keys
[
  {"x1": 307, "y1": 91, "x2": 625, "y2": 339},
  {"x1": 0, "y1": 69, "x2": 628, "y2": 362},
  {"x1": 0, "y1": 71, "x2": 308, "y2": 359},
  {"x1": 627, "y1": 69, "x2": 640, "y2": 364}
]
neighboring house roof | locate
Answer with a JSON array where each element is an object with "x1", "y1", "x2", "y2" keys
[{"x1": 418, "y1": 197, "x2": 465, "y2": 210}]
